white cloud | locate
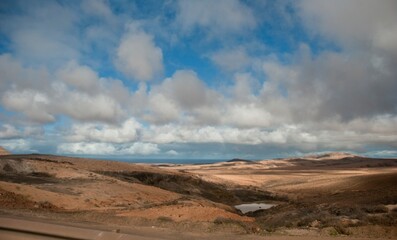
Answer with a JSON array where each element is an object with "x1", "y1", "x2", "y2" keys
[
  {"x1": 143, "y1": 70, "x2": 220, "y2": 124},
  {"x1": 2, "y1": 53, "x2": 397, "y2": 155},
  {"x1": 66, "y1": 118, "x2": 142, "y2": 143},
  {"x1": 122, "y1": 142, "x2": 160, "y2": 155},
  {"x1": 158, "y1": 70, "x2": 217, "y2": 109},
  {"x1": 166, "y1": 150, "x2": 179, "y2": 156},
  {"x1": 57, "y1": 142, "x2": 116, "y2": 155},
  {"x1": 374, "y1": 25, "x2": 397, "y2": 53},
  {"x1": 145, "y1": 92, "x2": 180, "y2": 124},
  {"x1": 143, "y1": 124, "x2": 317, "y2": 146},
  {"x1": 55, "y1": 90, "x2": 124, "y2": 123},
  {"x1": 0, "y1": 55, "x2": 128, "y2": 123},
  {"x1": 0, "y1": 139, "x2": 31, "y2": 152},
  {"x1": 57, "y1": 61, "x2": 99, "y2": 93},
  {"x1": 0, "y1": 124, "x2": 43, "y2": 141},
  {"x1": 115, "y1": 24, "x2": 163, "y2": 81},
  {"x1": 232, "y1": 73, "x2": 258, "y2": 103},
  {"x1": 0, "y1": 1, "x2": 80, "y2": 66},
  {"x1": 0, "y1": 124, "x2": 20, "y2": 139},
  {"x1": 2, "y1": 89, "x2": 55, "y2": 123},
  {"x1": 222, "y1": 103, "x2": 273, "y2": 128},
  {"x1": 210, "y1": 48, "x2": 251, "y2": 72},
  {"x1": 260, "y1": 45, "x2": 397, "y2": 122},
  {"x1": 57, "y1": 142, "x2": 159, "y2": 155},
  {"x1": 0, "y1": 54, "x2": 51, "y2": 93},
  {"x1": 299, "y1": 0, "x2": 397, "y2": 51},
  {"x1": 1, "y1": 1, "x2": 397, "y2": 158},
  {"x1": 81, "y1": 0, "x2": 114, "y2": 19},
  {"x1": 176, "y1": 0, "x2": 256, "y2": 35}
]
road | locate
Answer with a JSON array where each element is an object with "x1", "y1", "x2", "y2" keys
[
  {"x1": 0, "y1": 216, "x2": 162, "y2": 240},
  {"x1": 0, "y1": 215, "x2": 377, "y2": 240}
]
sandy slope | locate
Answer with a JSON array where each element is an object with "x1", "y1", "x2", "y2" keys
[
  {"x1": 1, "y1": 153, "x2": 396, "y2": 239},
  {"x1": 0, "y1": 146, "x2": 10, "y2": 155},
  {"x1": 0, "y1": 154, "x2": 249, "y2": 223}
]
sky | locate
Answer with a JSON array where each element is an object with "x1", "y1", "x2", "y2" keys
[{"x1": 0, "y1": 0, "x2": 396, "y2": 160}]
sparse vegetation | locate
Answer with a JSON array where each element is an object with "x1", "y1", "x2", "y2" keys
[
  {"x1": 157, "y1": 216, "x2": 174, "y2": 222},
  {"x1": 213, "y1": 217, "x2": 259, "y2": 234},
  {"x1": 1, "y1": 153, "x2": 396, "y2": 239},
  {"x1": 361, "y1": 205, "x2": 388, "y2": 214},
  {"x1": 333, "y1": 223, "x2": 351, "y2": 235},
  {"x1": 253, "y1": 201, "x2": 397, "y2": 235},
  {"x1": 96, "y1": 170, "x2": 279, "y2": 205}
]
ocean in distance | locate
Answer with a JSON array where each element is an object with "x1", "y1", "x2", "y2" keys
[
  {"x1": 82, "y1": 156, "x2": 229, "y2": 165},
  {"x1": 118, "y1": 158, "x2": 227, "y2": 165}
]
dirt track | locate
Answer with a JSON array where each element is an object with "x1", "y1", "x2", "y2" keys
[{"x1": 0, "y1": 216, "x2": 380, "y2": 240}]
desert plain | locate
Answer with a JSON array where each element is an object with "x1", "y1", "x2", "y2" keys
[{"x1": 0, "y1": 150, "x2": 396, "y2": 239}]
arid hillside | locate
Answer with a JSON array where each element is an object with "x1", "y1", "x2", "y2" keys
[
  {"x1": 0, "y1": 153, "x2": 396, "y2": 239},
  {"x1": 0, "y1": 146, "x2": 10, "y2": 156}
]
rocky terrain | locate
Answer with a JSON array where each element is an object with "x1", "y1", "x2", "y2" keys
[{"x1": 0, "y1": 152, "x2": 396, "y2": 239}]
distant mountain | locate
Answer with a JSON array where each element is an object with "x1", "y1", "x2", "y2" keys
[
  {"x1": 302, "y1": 152, "x2": 359, "y2": 160},
  {"x1": 227, "y1": 158, "x2": 253, "y2": 163},
  {"x1": 0, "y1": 146, "x2": 10, "y2": 155}
]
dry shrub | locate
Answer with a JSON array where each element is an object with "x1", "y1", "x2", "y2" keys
[
  {"x1": 361, "y1": 205, "x2": 388, "y2": 214},
  {"x1": 333, "y1": 223, "x2": 351, "y2": 235},
  {"x1": 256, "y1": 203, "x2": 397, "y2": 232},
  {"x1": 214, "y1": 217, "x2": 238, "y2": 224},
  {"x1": 328, "y1": 223, "x2": 351, "y2": 236},
  {"x1": 157, "y1": 216, "x2": 174, "y2": 222},
  {"x1": 213, "y1": 217, "x2": 258, "y2": 234},
  {"x1": 365, "y1": 213, "x2": 397, "y2": 226},
  {"x1": 328, "y1": 206, "x2": 365, "y2": 219}
]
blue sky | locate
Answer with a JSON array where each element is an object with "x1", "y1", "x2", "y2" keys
[{"x1": 0, "y1": 0, "x2": 396, "y2": 160}]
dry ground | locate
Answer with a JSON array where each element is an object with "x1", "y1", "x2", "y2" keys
[{"x1": 0, "y1": 153, "x2": 396, "y2": 239}]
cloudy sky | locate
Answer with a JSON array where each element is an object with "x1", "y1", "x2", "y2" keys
[{"x1": 0, "y1": 0, "x2": 396, "y2": 160}]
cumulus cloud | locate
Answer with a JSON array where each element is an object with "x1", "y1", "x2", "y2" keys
[
  {"x1": 1, "y1": 0, "x2": 397, "y2": 158},
  {"x1": 115, "y1": 24, "x2": 163, "y2": 81},
  {"x1": 57, "y1": 142, "x2": 116, "y2": 155},
  {"x1": 261, "y1": 44, "x2": 397, "y2": 121},
  {"x1": 57, "y1": 142, "x2": 160, "y2": 155},
  {"x1": 122, "y1": 142, "x2": 160, "y2": 155},
  {"x1": 66, "y1": 119, "x2": 142, "y2": 143},
  {"x1": 145, "y1": 92, "x2": 180, "y2": 124},
  {"x1": 299, "y1": 0, "x2": 397, "y2": 52},
  {"x1": 0, "y1": 54, "x2": 51, "y2": 93},
  {"x1": 210, "y1": 48, "x2": 251, "y2": 72},
  {"x1": 0, "y1": 55, "x2": 128, "y2": 123},
  {"x1": 81, "y1": 0, "x2": 114, "y2": 19},
  {"x1": 0, "y1": 124, "x2": 20, "y2": 139},
  {"x1": 0, "y1": 1, "x2": 80, "y2": 66},
  {"x1": 221, "y1": 103, "x2": 273, "y2": 128},
  {"x1": 2, "y1": 90, "x2": 55, "y2": 123},
  {"x1": 166, "y1": 150, "x2": 179, "y2": 156},
  {"x1": 55, "y1": 91, "x2": 124, "y2": 123},
  {"x1": 0, "y1": 139, "x2": 32, "y2": 152},
  {"x1": 232, "y1": 73, "x2": 258, "y2": 102},
  {"x1": 176, "y1": 0, "x2": 256, "y2": 35},
  {"x1": 143, "y1": 70, "x2": 221, "y2": 124},
  {"x1": 143, "y1": 124, "x2": 317, "y2": 146},
  {"x1": 57, "y1": 61, "x2": 99, "y2": 93},
  {"x1": 157, "y1": 70, "x2": 218, "y2": 109}
]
